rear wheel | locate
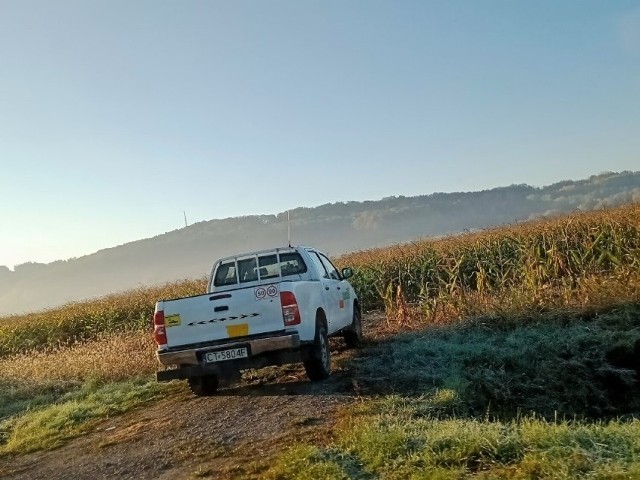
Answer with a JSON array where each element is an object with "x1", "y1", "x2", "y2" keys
[
  {"x1": 187, "y1": 374, "x2": 219, "y2": 396},
  {"x1": 343, "y1": 307, "x2": 363, "y2": 348},
  {"x1": 303, "y1": 320, "x2": 331, "y2": 381}
]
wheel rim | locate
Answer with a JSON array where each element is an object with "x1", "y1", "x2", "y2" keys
[{"x1": 320, "y1": 331, "x2": 329, "y2": 368}]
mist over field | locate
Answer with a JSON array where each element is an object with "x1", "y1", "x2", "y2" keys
[{"x1": 2, "y1": 171, "x2": 639, "y2": 316}]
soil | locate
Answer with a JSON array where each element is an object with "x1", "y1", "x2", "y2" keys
[{"x1": 0, "y1": 314, "x2": 387, "y2": 480}]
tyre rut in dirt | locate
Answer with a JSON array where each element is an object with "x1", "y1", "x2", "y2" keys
[
  {"x1": 188, "y1": 374, "x2": 219, "y2": 396},
  {"x1": 343, "y1": 306, "x2": 362, "y2": 348},
  {"x1": 304, "y1": 319, "x2": 331, "y2": 381}
]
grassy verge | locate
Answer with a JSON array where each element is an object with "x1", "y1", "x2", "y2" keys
[
  {"x1": 0, "y1": 379, "x2": 81, "y2": 420},
  {"x1": 0, "y1": 377, "x2": 179, "y2": 456},
  {"x1": 265, "y1": 303, "x2": 640, "y2": 479},
  {"x1": 268, "y1": 413, "x2": 640, "y2": 479},
  {"x1": 0, "y1": 331, "x2": 178, "y2": 457},
  {"x1": 354, "y1": 304, "x2": 640, "y2": 418}
]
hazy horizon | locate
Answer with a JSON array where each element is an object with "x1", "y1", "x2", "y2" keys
[
  {"x1": 0, "y1": 170, "x2": 635, "y2": 271},
  {"x1": 2, "y1": 169, "x2": 639, "y2": 315},
  {"x1": 0, "y1": 171, "x2": 640, "y2": 272}
]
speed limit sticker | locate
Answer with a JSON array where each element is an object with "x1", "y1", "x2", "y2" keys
[
  {"x1": 266, "y1": 285, "x2": 278, "y2": 297},
  {"x1": 255, "y1": 284, "x2": 278, "y2": 300}
]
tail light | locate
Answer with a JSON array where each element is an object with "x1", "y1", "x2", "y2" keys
[
  {"x1": 153, "y1": 310, "x2": 168, "y2": 347},
  {"x1": 280, "y1": 291, "x2": 301, "y2": 326}
]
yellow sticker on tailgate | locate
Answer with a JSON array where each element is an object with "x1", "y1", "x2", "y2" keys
[
  {"x1": 226, "y1": 324, "x2": 248, "y2": 338},
  {"x1": 165, "y1": 314, "x2": 181, "y2": 327}
]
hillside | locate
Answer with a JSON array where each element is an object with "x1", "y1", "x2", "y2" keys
[{"x1": 1, "y1": 170, "x2": 639, "y2": 316}]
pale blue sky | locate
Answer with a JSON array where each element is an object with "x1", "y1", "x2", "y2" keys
[{"x1": 1, "y1": 1, "x2": 639, "y2": 269}]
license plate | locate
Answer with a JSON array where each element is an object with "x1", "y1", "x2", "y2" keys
[{"x1": 204, "y1": 347, "x2": 248, "y2": 363}]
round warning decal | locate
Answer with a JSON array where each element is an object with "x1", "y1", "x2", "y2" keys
[
  {"x1": 255, "y1": 287, "x2": 267, "y2": 300},
  {"x1": 266, "y1": 285, "x2": 278, "y2": 297}
]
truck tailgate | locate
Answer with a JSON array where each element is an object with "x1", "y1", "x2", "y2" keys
[{"x1": 161, "y1": 283, "x2": 285, "y2": 349}]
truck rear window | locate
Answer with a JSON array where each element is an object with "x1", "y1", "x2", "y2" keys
[
  {"x1": 238, "y1": 257, "x2": 258, "y2": 283},
  {"x1": 213, "y1": 252, "x2": 307, "y2": 287},
  {"x1": 279, "y1": 252, "x2": 307, "y2": 277},
  {"x1": 214, "y1": 261, "x2": 237, "y2": 286}
]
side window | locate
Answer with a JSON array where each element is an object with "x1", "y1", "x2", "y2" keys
[
  {"x1": 238, "y1": 257, "x2": 258, "y2": 283},
  {"x1": 308, "y1": 252, "x2": 329, "y2": 279},
  {"x1": 318, "y1": 253, "x2": 340, "y2": 280},
  {"x1": 213, "y1": 261, "x2": 237, "y2": 286}
]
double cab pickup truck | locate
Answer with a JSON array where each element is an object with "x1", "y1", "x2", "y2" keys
[{"x1": 153, "y1": 246, "x2": 362, "y2": 395}]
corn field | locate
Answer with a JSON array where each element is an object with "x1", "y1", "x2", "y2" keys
[
  {"x1": 0, "y1": 279, "x2": 205, "y2": 357},
  {"x1": 336, "y1": 203, "x2": 640, "y2": 324},
  {"x1": 1, "y1": 203, "x2": 640, "y2": 358}
]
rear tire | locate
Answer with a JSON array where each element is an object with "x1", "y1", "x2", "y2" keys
[
  {"x1": 187, "y1": 374, "x2": 219, "y2": 396},
  {"x1": 303, "y1": 320, "x2": 331, "y2": 381},
  {"x1": 343, "y1": 307, "x2": 363, "y2": 348}
]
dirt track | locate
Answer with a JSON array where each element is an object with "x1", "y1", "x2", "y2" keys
[{"x1": 0, "y1": 341, "x2": 363, "y2": 480}]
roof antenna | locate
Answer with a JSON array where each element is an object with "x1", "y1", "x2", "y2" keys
[{"x1": 287, "y1": 210, "x2": 292, "y2": 247}]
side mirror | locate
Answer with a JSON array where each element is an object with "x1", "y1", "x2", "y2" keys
[{"x1": 341, "y1": 267, "x2": 354, "y2": 279}]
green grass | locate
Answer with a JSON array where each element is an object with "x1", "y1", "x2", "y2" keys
[
  {"x1": 265, "y1": 303, "x2": 640, "y2": 479},
  {"x1": 267, "y1": 413, "x2": 640, "y2": 479},
  {"x1": 353, "y1": 304, "x2": 640, "y2": 418},
  {"x1": 0, "y1": 379, "x2": 82, "y2": 420},
  {"x1": 0, "y1": 377, "x2": 179, "y2": 455}
]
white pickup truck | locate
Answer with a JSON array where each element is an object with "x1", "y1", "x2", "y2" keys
[{"x1": 153, "y1": 246, "x2": 362, "y2": 395}]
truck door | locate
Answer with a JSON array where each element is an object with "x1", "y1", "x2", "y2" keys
[
  {"x1": 316, "y1": 252, "x2": 352, "y2": 330},
  {"x1": 308, "y1": 251, "x2": 346, "y2": 333}
]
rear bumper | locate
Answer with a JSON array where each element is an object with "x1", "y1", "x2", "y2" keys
[{"x1": 156, "y1": 333, "x2": 301, "y2": 382}]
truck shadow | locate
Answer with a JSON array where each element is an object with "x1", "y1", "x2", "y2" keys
[
  {"x1": 215, "y1": 341, "x2": 358, "y2": 397},
  {"x1": 215, "y1": 375, "x2": 353, "y2": 397},
  {"x1": 216, "y1": 305, "x2": 640, "y2": 421},
  {"x1": 343, "y1": 305, "x2": 640, "y2": 421}
]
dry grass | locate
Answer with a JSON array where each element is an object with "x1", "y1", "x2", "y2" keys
[
  {"x1": 0, "y1": 331, "x2": 158, "y2": 385},
  {"x1": 0, "y1": 279, "x2": 205, "y2": 357}
]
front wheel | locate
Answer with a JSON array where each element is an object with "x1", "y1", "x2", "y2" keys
[
  {"x1": 187, "y1": 374, "x2": 219, "y2": 396},
  {"x1": 343, "y1": 307, "x2": 363, "y2": 348},
  {"x1": 303, "y1": 321, "x2": 331, "y2": 381}
]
